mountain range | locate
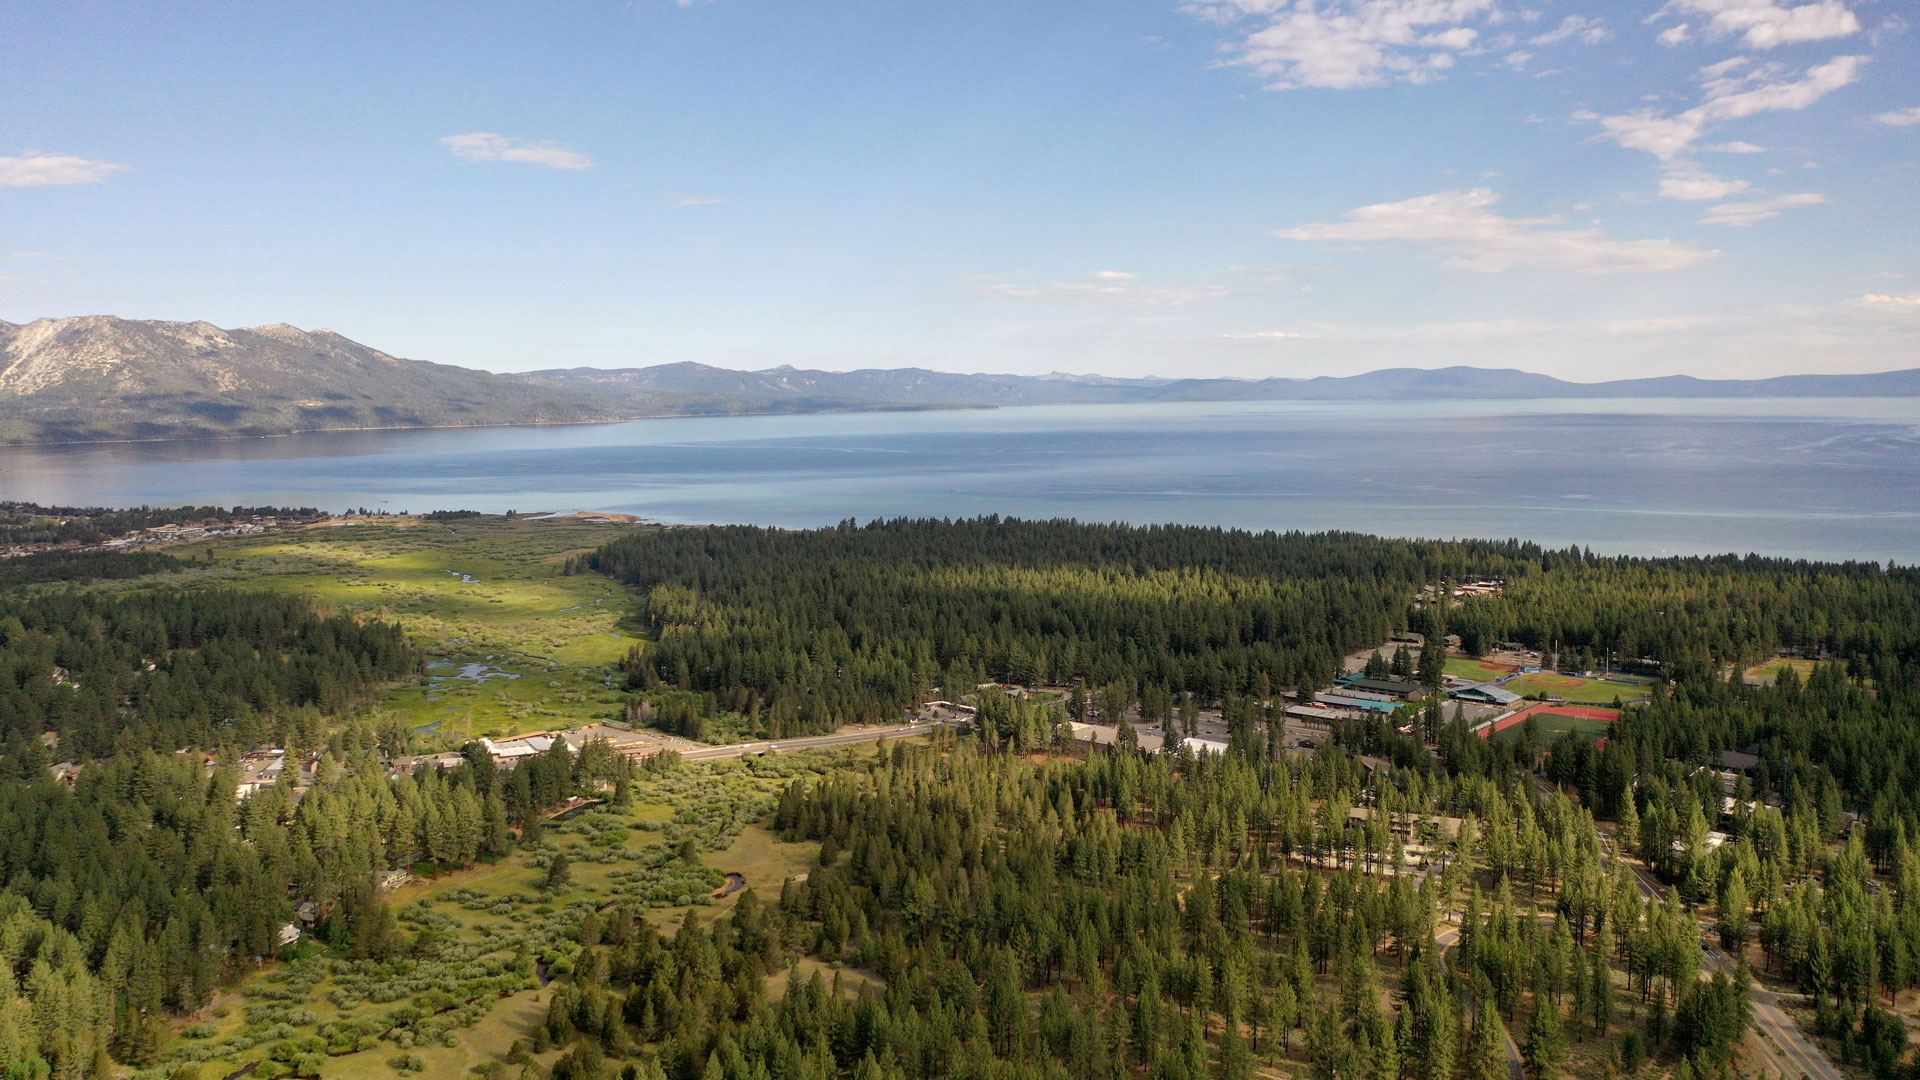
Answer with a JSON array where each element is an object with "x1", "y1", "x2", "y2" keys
[{"x1": 3, "y1": 315, "x2": 1917, "y2": 444}]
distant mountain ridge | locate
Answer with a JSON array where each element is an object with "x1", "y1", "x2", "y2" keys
[
  {"x1": 2, "y1": 315, "x2": 1915, "y2": 445},
  {"x1": 521, "y1": 360, "x2": 1920, "y2": 404}
]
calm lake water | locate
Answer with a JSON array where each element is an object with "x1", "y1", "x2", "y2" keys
[{"x1": 2, "y1": 398, "x2": 1917, "y2": 563}]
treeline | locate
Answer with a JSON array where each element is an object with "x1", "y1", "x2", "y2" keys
[
  {"x1": 1443, "y1": 556, "x2": 1920, "y2": 684},
  {"x1": 533, "y1": 740, "x2": 1763, "y2": 1080},
  {"x1": 0, "y1": 587, "x2": 420, "y2": 759},
  {"x1": 0, "y1": 548, "x2": 182, "y2": 589},
  {"x1": 0, "y1": 731, "x2": 632, "y2": 1077},
  {"x1": 0, "y1": 502, "x2": 322, "y2": 546},
  {"x1": 580, "y1": 518, "x2": 1920, "y2": 736}
]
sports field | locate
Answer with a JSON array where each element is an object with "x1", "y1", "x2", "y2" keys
[
  {"x1": 1743, "y1": 657, "x2": 1819, "y2": 685},
  {"x1": 1484, "y1": 702, "x2": 1620, "y2": 744},
  {"x1": 1444, "y1": 657, "x2": 1520, "y2": 681},
  {"x1": 1501, "y1": 670, "x2": 1655, "y2": 704}
]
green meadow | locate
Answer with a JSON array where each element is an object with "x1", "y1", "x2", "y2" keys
[{"x1": 153, "y1": 515, "x2": 650, "y2": 740}]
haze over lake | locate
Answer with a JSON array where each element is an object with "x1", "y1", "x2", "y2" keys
[{"x1": 4, "y1": 397, "x2": 1916, "y2": 563}]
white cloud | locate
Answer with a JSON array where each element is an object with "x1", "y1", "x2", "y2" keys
[
  {"x1": 982, "y1": 270, "x2": 1232, "y2": 306},
  {"x1": 1701, "y1": 54, "x2": 1864, "y2": 118},
  {"x1": 1699, "y1": 191, "x2": 1826, "y2": 225},
  {"x1": 1226, "y1": 330, "x2": 1311, "y2": 340},
  {"x1": 0, "y1": 151, "x2": 127, "y2": 188},
  {"x1": 1659, "y1": 166, "x2": 1752, "y2": 200},
  {"x1": 1873, "y1": 106, "x2": 1920, "y2": 126},
  {"x1": 1655, "y1": 0, "x2": 1861, "y2": 49},
  {"x1": 1275, "y1": 188, "x2": 1717, "y2": 273},
  {"x1": 1698, "y1": 56, "x2": 1750, "y2": 80},
  {"x1": 1597, "y1": 111, "x2": 1709, "y2": 160},
  {"x1": 1186, "y1": 0, "x2": 1502, "y2": 90},
  {"x1": 1703, "y1": 140, "x2": 1767, "y2": 152},
  {"x1": 440, "y1": 132, "x2": 594, "y2": 170},
  {"x1": 669, "y1": 194, "x2": 723, "y2": 207},
  {"x1": 1858, "y1": 293, "x2": 1920, "y2": 306},
  {"x1": 1658, "y1": 22, "x2": 1693, "y2": 44},
  {"x1": 1530, "y1": 15, "x2": 1610, "y2": 45},
  {"x1": 1593, "y1": 53, "x2": 1866, "y2": 161},
  {"x1": 1501, "y1": 50, "x2": 1533, "y2": 70}
]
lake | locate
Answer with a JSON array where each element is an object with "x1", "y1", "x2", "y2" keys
[{"x1": 2, "y1": 397, "x2": 1917, "y2": 563}]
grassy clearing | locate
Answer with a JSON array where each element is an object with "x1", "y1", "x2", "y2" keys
[
  {"x1": 129, "y1": 515, "x2": 649, "y2": 740},
  {"x1": 764, "y1": 956, "x2": 884, "y2": 1000},
  {"x1": 703, "y1": 826, "x2": 817, "y2": 905}
]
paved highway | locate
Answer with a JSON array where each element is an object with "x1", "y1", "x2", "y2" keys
[{"x1": 678, "y1": 721, "x2": 952, "y2": 761}]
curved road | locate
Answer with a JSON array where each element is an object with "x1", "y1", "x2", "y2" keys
[{"x1": 1574, "y1": 783, "x2": 1840, "y2": 1080}]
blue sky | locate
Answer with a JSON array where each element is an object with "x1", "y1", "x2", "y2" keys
[{"x1": 2, "y1": 0, "x2": 1915, "y2": 380}]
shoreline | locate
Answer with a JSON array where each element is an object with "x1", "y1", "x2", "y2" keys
[{"x1": 0, "y1": 401, "x2": 993, "y2": 449}]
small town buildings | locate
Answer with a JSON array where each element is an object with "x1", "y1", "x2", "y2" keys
[
  {"x1": 1449, "y1": 683, "x2": 1522, "y2": 706},
  {"x1": 1286, "y1": 703, "x2": 1363, "y2": 723},
  {"x1": 560, "y1": 724, "x2": 656, "y2": 756},
  {"x1": 1177, "y1": 736, "x2": 1230, "y2": 756},
  {"x1": 236, "y1": 749, "x2": 288, "y2": 798},
  {"x1": 1335, "y1": 676, "x2": 1426, "y2": 699},
  {"x1": 1345, "y1": 807, "x2": 1465, "y2": 842},
  {"x1": 1317, "y1": 693, "x2": 1398, "y2": 714}
]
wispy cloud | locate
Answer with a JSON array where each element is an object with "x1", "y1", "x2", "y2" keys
[
  {"x1": 1184, "y1": 0, "x2": 1502, "y2": 90},
  {"x1": 982, "y1": 270, "x2": 1231, "y2": 306},
  {"x1": 1653, "y1": 0, "x2": 1861, "y2": 50},
  {"x1": 668, "y1": 194, "x2": 724, "y2": 208},
  {"x1": 1858, "y1": 293, "x2": 1920, "y2": 307},
  {"x1": 1226, "y1": 330, "x2": 1311, "y2": 341},
  {"x1": 0, "y1": 151, "x2": 128, "y2": 188},
  {"x1": 1275, "y1": 188, "x2": 1717, "y2": 273},
  {"x1": 1530, "y1": 15, "x2": 1610, "y2": 46},
  {"x1": 1659, "y1": 165, "x2": 1752, "y2": 200},
  {"x1": 1700, "y1": 191, "x2": 1826, "y2": 225},
  {"x1": 1593, "y1": 54, "x2": 1866, "y2": 162},
  {"x1": 1873, "y1": 106, "x2": 1920, "y2": 126},
  {"x1": 440, "y1": 132, "x2": 594, "y2": 170}
]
